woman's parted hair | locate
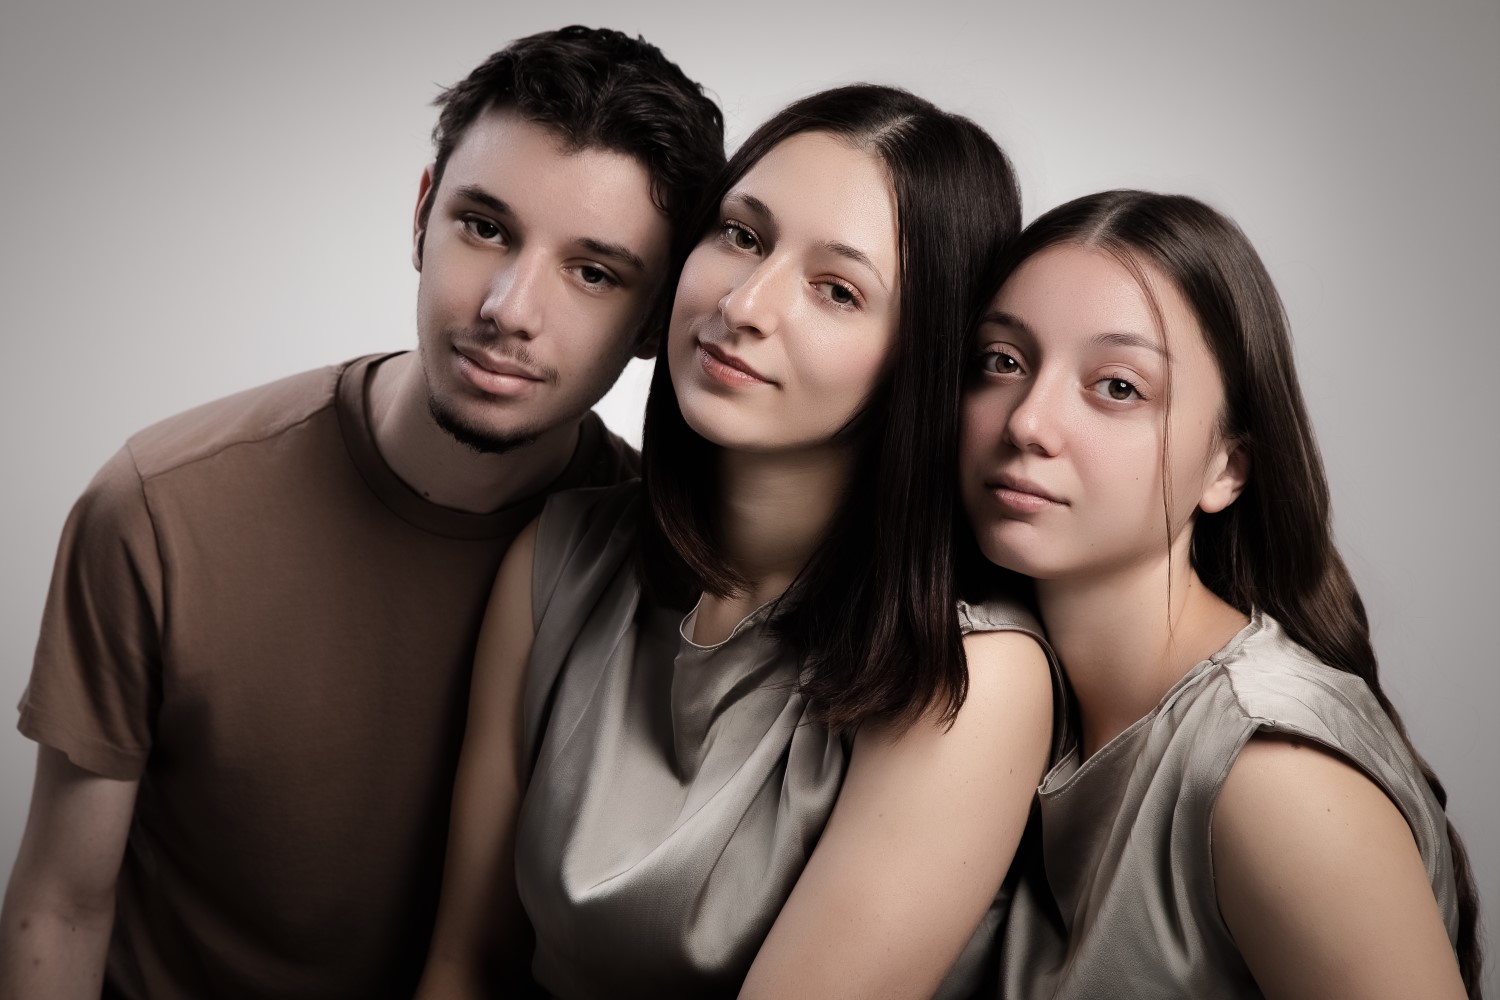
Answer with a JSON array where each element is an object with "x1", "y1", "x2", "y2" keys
[
  {"x1": 990, "y1": 189, "x2": 1482, "y2": 994},
  {"x1": 640, "y1": 84, "x2": 1022, "y2": 734}
]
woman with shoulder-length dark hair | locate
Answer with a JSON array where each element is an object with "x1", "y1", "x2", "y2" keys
[
  {"x1": 961, "y1": 190, "x2": 1482, "y2": 998},
  {"x1": 416, "y1": 85, "x2": 1060, "y2": 1000}
]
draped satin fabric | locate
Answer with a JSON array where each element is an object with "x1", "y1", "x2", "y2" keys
[
  {"x1": 997, "y1": 613, "x2": 1461, "y2": 998},
  {"x1": 514, "y1": 482, "x2": 1046, "y2": 999}
]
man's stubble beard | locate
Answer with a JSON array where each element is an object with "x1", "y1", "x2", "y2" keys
[{"x1": 426, "y1": 389, "x2": 542, "y2": 455}]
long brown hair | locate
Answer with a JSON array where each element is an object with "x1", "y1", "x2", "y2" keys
[
  {"x1": 995, "y1": 190, "x2": 1482, "y2": 993},
  {"x1": 640, "y1": 85, "x2": 1022, "y2": 733}
]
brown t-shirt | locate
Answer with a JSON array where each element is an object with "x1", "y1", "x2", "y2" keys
[{"x1": 18, "y1": 354, "x2": 638, "y2": 1000}]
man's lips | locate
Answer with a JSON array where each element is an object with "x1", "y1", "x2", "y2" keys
[
  {"x1": 457, "y1": 347, "x2": 546, "y2": 382},
  {"x1": 698, "y1": 339, "x2": 775, "y2": 385}
]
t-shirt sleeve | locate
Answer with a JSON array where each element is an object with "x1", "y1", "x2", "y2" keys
[{"x1": 18, "y1": 445, "x2": 164, "y2": 780}]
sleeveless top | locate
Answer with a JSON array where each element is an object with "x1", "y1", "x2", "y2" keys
[
  {"x1": 514, "y1": 482, "x2": 1053, "y2": 999},
  {"x1": 996, "y1": 612, "x2": 1461, "y2": 998}
]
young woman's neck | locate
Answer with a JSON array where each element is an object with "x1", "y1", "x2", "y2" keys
[
  {"x1": 690, "y1": 443, "x2": 855, "y2": 645},
  {"x1": 1036, "y1": 533, "x2": 1248, "y2": 760}
]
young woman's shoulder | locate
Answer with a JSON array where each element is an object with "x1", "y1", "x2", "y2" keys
[
  {"x1": 1204, "y1": 613, "x2": 1465, "y2": 999},
  {"x1": 1212, "y1": 734, "x2": 1466, "y2": 999}
]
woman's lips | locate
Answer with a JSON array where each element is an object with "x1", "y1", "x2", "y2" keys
[
  {"x1": 986, "y1": 474, "x2": 1066, "y2": 514},
  {"x1": 697, "y1": 340, "x2": 775, "y2": 387}
]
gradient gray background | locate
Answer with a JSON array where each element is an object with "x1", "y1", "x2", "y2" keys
[{"x1": 2, "y1": 0, "x2": 1496, "y2": 987}]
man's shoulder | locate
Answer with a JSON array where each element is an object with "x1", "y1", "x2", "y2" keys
[
  {"x1": 572, "y1": 411, "x2": 641, "y2": 489},
  {"x1": 124, "y1": 358, "x2": 363, "y2": 481}
]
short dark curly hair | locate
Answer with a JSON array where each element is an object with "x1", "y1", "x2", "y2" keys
[{"x1": 419, "y1": 25, "x2": 725, "y2": 287}]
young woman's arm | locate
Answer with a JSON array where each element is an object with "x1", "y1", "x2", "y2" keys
[
  {"x1": 1213, "y1": 734, "x2": 1466, "y2": 1000},
  {"x1": 414, "y1": 521, "x2": 540, "y2": 999},
  {"x1": 739, "y1": 629, "x2": 1054, "y2": 1000}
]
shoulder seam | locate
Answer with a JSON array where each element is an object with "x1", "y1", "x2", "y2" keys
[{"x1": 131, "y1": 399, "x2": 335, "y2": 484}]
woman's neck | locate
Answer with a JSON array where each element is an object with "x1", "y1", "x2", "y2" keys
[
  {"x1": 1036, "y1": 534, "x2": 1249, "y2": 759},
  {"x1": 690, "y1": 442, "x2": 855, "y2": 645}
]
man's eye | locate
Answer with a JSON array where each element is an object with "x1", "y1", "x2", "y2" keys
[
  {"x1": 578, "y1": 266, "x2": 616, "y2": 287},
  {"x1": 464, "y1": 218, "x2": 503, "y2": 241}
]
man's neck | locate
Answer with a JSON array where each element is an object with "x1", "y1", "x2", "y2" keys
[{"x1": 365, "y1": 352, "x2": 581, "y2": 514}]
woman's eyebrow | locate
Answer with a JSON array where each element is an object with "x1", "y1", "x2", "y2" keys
[
  {"x1": 823, "y1": 241, "x2": 886, "y2": 290},
  {"x1": 1093, "y1": 331, "x2": 1167, "y2": 357},
  {"x1": 979, "y1": 311, "x2": 1029, "y2": 334}
]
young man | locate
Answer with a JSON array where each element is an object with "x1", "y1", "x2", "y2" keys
[{"x1": 0, "y1": 26, "x2": 723, "y2": 999}]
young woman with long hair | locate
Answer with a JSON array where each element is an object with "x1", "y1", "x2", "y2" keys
[
  {"x1": 416, "y1": 86, "x2": 1060, "y2": 999},
  {"x1": 961, "y1": 190, "x2": 1481, "y2": 998}
]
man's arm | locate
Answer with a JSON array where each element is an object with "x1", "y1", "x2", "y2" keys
[
  {"x1": 414, "y1": 520, "x2": 539, "y2": 999},
  {"x1": 0, "y1": 746, "x2": 138, "y2": 1000}
]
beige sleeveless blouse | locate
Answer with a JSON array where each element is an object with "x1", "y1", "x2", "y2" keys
[
  {"x1": 515, "y1": 482, "x2": 1049, "y2": 999},
  {"x1": 997, "y1": 612, "x2": 1460, "y2": 998}
]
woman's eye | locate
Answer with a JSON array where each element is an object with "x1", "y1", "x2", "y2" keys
[
  {"x1": 1100, "y1": 377, "x2": 1141, "y2": 401},
  {"x1": 723, "y1": 222, "x2": 758, "y2": 251},
  {"x1": 821, "y1": 281, "x2": 857, "y2": 307},
  {"x1": 979, "y1": 351, "x2": 1021, "y2": 374}
]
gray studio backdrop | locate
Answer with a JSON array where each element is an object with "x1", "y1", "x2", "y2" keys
[{"x1": 2, "y1": 0, "x2": 1496, "y2": 987}]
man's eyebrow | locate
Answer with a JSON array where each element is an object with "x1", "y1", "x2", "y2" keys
[
  {"x1": 451, "y1": 185, "x2": 511, "y2": 217},
  {"x1": 452, "y1": 184, "x2": 646, "y2": 274},
  {"x1": 1093, "y1": 330, "x2": 1168, "y2": 357},
  {"x1": 577, "y1": 237, "x2": 647, "y2": 274}
]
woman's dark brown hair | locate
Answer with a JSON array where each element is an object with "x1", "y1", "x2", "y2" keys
[
  {"x1": 640, "y1": 84, "x2": 1022, "y2": 733},
  {"x1": 992, "y1": 189, "x2": 1482, "y2": 994}
]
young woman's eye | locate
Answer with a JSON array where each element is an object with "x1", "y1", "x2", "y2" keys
[
  {"x1": 978, "y1": 350, "x2": 1021, "y2": 375},
  {"x1": 462, "y1": 217, "x2": 505, "y2": 242},
  {"x1": 818, "y1": 280, "x2": 859, "y2": 309},
  {"x1": 1097, "y1": 376, "x2": 1143, "y2": 401},
  {"x1": 721, "y1": 221, "x2": 759, "y2": 251}
]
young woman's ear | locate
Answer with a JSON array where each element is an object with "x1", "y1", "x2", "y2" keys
[{"x1": 1200, "y1": 440, "x2": 1250, "y2": 514}]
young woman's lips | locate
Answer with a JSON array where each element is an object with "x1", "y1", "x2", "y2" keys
[
  {"x1": 987, "y1": 475, "x2": 1066, "y2": 515},
  {"x1": 697, "y1": 340, "x2": 775, "y2": 387}
]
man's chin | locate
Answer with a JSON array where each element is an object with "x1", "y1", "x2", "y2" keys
[{"x1": 428, "y1": 394, "x2": 540, "y2": 455}]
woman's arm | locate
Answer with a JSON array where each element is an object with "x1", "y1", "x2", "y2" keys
[
  {"x1": 415, "y1": 520, "x2": 540, "y2": 999},
  {"x1": 1213, "y1": 734, "x2": 1466, "y2": 1000},
  {"x1": 739, "y1": 629, "x2": 1054, "y2": 1000}
]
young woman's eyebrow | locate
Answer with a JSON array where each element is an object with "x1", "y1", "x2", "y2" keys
[
  {"x1": 722, "y1": 191, "x2": 773, "y2": 223},
  {"x1": 823, "y1": 240, "x2": 886, "y2": 290},
  {"x1": 979, "y1": 311, "x2": 1029, "y2": 335},
  {"x1": 722, "y1": 191, "x2": 886, "y2": 289},
  {"x1": 1092, "y1": 331, "x2": 1168, "y2": 357}
]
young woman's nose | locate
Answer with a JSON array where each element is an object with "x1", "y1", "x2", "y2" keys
[
  {"x1": 1004, "y1": 378, "x2": 1065, "y2": 457},
  {"x1": 718, "y1": 258, "x2": 789, "y2": 340}
]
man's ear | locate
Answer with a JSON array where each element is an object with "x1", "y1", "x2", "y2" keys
[
  {"x1": 1200, "y1": 438, "x2": 1250, "y2": 514},
  {"x1": 412, "y1": 164, "x2": 437, "y2": 271}
]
